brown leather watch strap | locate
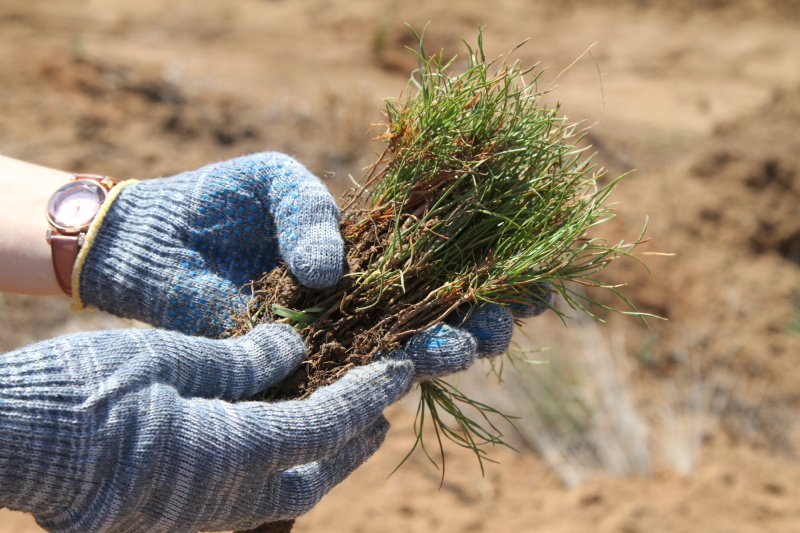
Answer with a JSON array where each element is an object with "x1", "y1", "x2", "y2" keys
[{"x1": 48, "y1": 232, "x2": 81, "y2": 297}]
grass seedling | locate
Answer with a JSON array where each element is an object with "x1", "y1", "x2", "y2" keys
[{"x1": 230, "y1": 26, "x2": 649, "y2": 474}]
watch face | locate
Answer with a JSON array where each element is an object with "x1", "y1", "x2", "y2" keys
[{"x1": 47, "y1": 180, "x2": 108, "y2": 233}]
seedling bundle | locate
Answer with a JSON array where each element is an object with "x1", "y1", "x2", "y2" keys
[{"x1": 231, "y1": 28, "x2": 643, "y2": 502}]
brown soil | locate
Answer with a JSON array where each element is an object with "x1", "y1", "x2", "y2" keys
[
  {"x1": 232, "y1": 214, "x2": 427, "y2": 400},
  {"x1": 2, "y1": 1, "x2": 800, "y2": 532}
]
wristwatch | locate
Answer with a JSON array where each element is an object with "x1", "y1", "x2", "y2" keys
[{"x1": 46, "y1": 173, "x2": 119, "y2": 297}]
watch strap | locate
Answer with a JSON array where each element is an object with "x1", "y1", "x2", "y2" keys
[
  {"x1": 46, "y1": 174, "x2": 117, "y2": 299},
  {"x1": 48, "y1": 233, "x2": 82, "y2": 297},
  {"x1": 45, "y1": 174, "x2": 135, "y2": 300}
]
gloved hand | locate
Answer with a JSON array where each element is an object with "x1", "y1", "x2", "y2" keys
[
  {"x1": 0, "y1": 319, "x2": 489, "y2": 533},
  {"x1": 75, "y1": 152, "x2": 344, "y2": 336},
  {"x1": 409, "y1": 283, "x2": 555, "y2": 378}
]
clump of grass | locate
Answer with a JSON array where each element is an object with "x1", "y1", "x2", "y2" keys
[
  {"x1": 507, "y1": 307, "x2": 733, "y2": 487},
  {"x1": 507, "y1": 314, "x2": 651, "y2": 488},
  {"x1": 233, "y1": 27, "x2": 649, "y2": 473}
]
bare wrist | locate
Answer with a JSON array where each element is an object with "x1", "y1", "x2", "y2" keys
[{"x1": 0, "y1": 155, "x2": 74, "y2": 295}]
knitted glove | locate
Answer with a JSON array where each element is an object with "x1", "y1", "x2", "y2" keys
[
  {"x1": 75, "y1": 152, "x2": 344, "y2": 337},
  {"x1": 0, "y1": 322, "x2": 483, "y2": 533},
  {"x1": 409, "y1": 283, "x2": 555, "y2": 378}
]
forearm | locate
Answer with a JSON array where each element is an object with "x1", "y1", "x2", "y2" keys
[{"x1": 0, "y1": 155, "x2": 72, "y2": 295}]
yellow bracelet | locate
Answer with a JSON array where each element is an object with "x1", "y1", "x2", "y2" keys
[{"x1": 71, "y1": 179, "x2": 139, "y2": 312}]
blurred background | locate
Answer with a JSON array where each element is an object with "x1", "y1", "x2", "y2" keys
[{"x1": 2, "y1": 0, "x2": 800, "y2": 531}]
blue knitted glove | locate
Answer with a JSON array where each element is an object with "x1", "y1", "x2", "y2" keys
[
  {"x1": 0, "y1": 322, "x2": 483, "y2": 533},
  {"x1": 76, "y1": 152, "x2": 344, "y2": 337},
  {"x1": 405, "y1": 288, "x2": 554, "y2": 379}
]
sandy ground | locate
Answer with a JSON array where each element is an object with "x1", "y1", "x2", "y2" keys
[{"x1": 2, "y1": 0, "x2": 800, "y2": 531}]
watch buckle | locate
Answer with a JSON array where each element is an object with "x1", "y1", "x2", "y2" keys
[{"x1": 75, "y1": 173, "x2": 119, "y2": 188}]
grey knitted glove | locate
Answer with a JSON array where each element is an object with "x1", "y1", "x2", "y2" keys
[
  {"x1": 77, "y1": 152, "x2": 344, "y2": 337},
  {"x1": 0, "y1": 319, "x2": 490, "y2": 533},
  {"x1": 410, "y1": 283, "x2": 555, "y2": 378}
]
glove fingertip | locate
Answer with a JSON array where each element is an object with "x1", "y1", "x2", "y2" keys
[
  {"x1": 237, "y1": 322, "x2": 307, "y2": 393},
  {"x1": 460, "y1": 304, "x2": 514, "y2": 358},
  {"x1": 405, "y1": 324, "x2": 477, "y2": 380},
  {"x1": 290, "y1": 235, "x2": 345, "y2": 289},
  {"x1": 266, "y1": 416, "x2": 391, "y2": 520},
  {"x1": 358, "y1": 414, "x2": 391, "y2": 452},
  {"x1": 510, "y1": 283, "x2": 555, "y2": 318}
]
